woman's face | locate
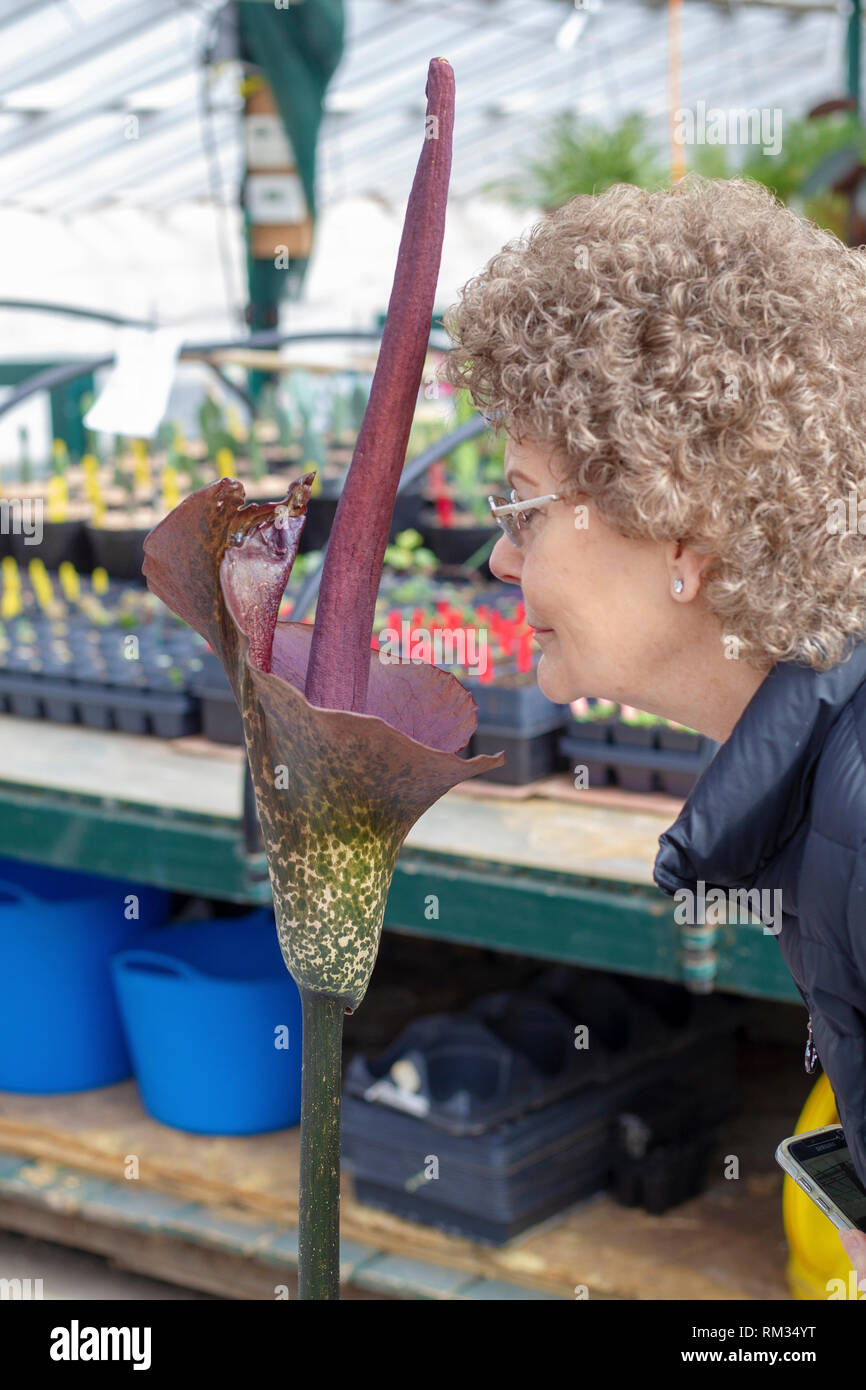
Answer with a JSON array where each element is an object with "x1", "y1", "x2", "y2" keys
[{"x1": 489, "y1": 435, "x2": 710, "y2": 712}]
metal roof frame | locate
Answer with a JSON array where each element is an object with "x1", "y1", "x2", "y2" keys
[
  {"x1": 0, "y1": 0, "x2": 183, "y2": 96},
  {"x1": 0, "y1": 0, "x2": 857, "y2": 219}
]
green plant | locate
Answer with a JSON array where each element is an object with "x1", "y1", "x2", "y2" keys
[
  {"x1": 199, "y1": 394, "x2": 236, "y2": 458},
  {"x1": 573, "y1": 698, "x2": 617, "y2": 721},
  {"x1": 619, "y1": 705, "x2": 664, "y2": 727},
  {"x1": 383, "y1": 528, "x2": 437, "y2": 572},
  {"x1": 349, "y1": 377, "x2": 370, "y2": 431},
  {"x1": 405, "y1": 414, "x2": 441, "y2": 462},
  {"x1": 248, "y1": 429, "x2": 267, "y2": 482},
  {"x1": 738, "y1": 111, "x2": 866, "y2": 239},
  {"x1": 485, "y1": 111, "x2": 668, "y2": 210},
  {"x1": 449, "y1": 389, "x2": 493, "y2": 523}
]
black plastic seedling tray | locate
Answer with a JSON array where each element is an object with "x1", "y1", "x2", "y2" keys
[
  {"x1": 344, "y1": 973, "x2": 742, "y2": 1136},
  {"x1": 344, "y1": 1096, "x2": 613, "y2": 1244},
  {"x1": 559, "y1": 728, "x2": 719, "y2": 797},
  {"x1": 471, "y1": 724, "x2": 567, "y2": 784},
  {"x1": 191, "y1": 653, "x2": 243, "y2": 744},
  {"x1": 0, "y1": 670, "x2": 197, "y2": 737},
  {"x1": 342, "y1": 1010, "x2": 740, "y2": 1243},
  {"x1": 194, "y1": 684, "x2": 244, "y2": 744},
  {"x1": 464, "y1": 680, "x2": 571, "y2": 732}
]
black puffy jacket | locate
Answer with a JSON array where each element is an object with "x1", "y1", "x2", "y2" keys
[{"x1": 653, "y1": 640, "x2": 866, "y2": 1189}]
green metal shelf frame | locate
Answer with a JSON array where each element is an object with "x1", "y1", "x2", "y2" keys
[{"x1": 0, "y1": 776, "x2": 801, "y2": 1006}]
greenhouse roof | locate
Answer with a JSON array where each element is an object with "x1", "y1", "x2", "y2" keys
[{"x1": 0, "y1": 0, "x2": 857, "y2": 216}]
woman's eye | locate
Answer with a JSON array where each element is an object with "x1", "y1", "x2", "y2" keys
[{"x1": 519, "y1": 509, "x2": 538, "y2": 527}]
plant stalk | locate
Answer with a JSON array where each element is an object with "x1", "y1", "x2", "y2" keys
[{"x1": 298, "y1": 986, "x2": 345, "y2": 1300}]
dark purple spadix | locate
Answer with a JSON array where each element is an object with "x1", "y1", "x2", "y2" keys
[{"x1": 304, "y1": 58, "x2": 455, "y2": 714}]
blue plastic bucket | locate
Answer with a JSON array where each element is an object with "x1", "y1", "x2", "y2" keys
[
  {"x1": 0, "y1": 860, "x2": 171, "y2": 1093},
  {"x1": 111, "y1": 910, "x2": 302, "y2": 1135}
]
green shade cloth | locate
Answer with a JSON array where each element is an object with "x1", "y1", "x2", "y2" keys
[{"x1": 237, "y1": 0, "x2": 344, "y2": 324}]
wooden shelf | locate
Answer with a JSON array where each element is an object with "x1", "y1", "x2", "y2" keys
[
  {"x1": 0, "y1": 1021, "x2": 806, "y2": 1301},
  {"x1": 0, "y1": 715, "x2": 800, "y2": 1001}
]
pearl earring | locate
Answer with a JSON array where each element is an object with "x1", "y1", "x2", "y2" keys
[{"x1": 673, "y1": 578, "x2": 684, "y2": 594}]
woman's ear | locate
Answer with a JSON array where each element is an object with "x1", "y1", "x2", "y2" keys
[{"x1": 666, "y1": 540, "x2": 718, "y2": 601}]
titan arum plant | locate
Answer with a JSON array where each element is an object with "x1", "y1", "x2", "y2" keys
[{"x1": 142, "y1": 58, "x2": 505, "y2": 1301}]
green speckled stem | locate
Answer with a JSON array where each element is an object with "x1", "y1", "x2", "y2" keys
[{"x1": 298, "y1": 986, "x2": 345, "y2": 1301}]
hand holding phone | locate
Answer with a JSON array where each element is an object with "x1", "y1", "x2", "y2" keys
[{"x1": 775, "y1": 1123, "x2": 866, "y2": 1234}]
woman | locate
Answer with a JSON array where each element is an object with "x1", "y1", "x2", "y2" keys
[{"x1": 443, "y1": 173, "x2": 866, "y2": 1288}]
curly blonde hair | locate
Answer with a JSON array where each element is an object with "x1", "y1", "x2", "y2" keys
[{"x1": 442, "y1": 173, "x2": 866, "y2": 671}]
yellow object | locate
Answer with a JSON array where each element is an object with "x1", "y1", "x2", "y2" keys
[
  {"x1": 226, "y1": 406, "x2": 245, "y2": 442},
  {"x1": 239, "y1": 73, "x2": 265, "y2": 98},
  {"x1": 2, "y1": 555, "x2": 19, "y2": 585},
  {"x1": 308, "y1": 468, "x2": 322, "y2": 498},
  {"x1": 92, "y1": 567, "x2": 109, "y2": 596},
  {"x1": 82, "y1": 453, "x2": 100, "y2": 480},
  {"x1": 162, "y1": 465, "x2": 181, "y2": 510},
  {"x1": 0, "y1": 588, "x2": 20, "y2": 619},
  {"x1": 132, "y1": 438, "x2": 151, "y2": 488},
  {"x1": 85, "y1": 477, "x2": 103, "y2": 506},
  {"x1": 51, "y1": 438, "x2": 68, "y2": 469},
  {"x1": 58, "y1": 562, "x2": 80, "y2": 602},
  {"x1": 782, "y1": 1074, "x2": 858, "y2": 1299},
  {"x1": 216, "y1": 447, "x2": 235, "y2": 479},
  {"x1": 47, "y1": 475, "x2": 68, "y2": 523},
  {"x1": 173, "y1": 426, "x2": 187, "y2": 455},
  {"x1": 28, "y1": 558, "x2": 53, "y2": 607}
]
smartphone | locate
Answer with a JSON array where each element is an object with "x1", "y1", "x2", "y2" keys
[{"x1": 775, "y1": 1124, "x2": 866, "y2": 1233}]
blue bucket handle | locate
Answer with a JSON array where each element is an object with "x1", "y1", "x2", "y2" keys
[{"x1": 113, "y1": 949, "x2": 200, "y2": 979}]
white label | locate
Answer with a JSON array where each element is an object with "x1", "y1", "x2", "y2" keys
[
  {"x1": 245, "y1": 115, "x2": 293, "y2": 169},
  {"x1": 363, "y1": 1078, "x2": 430, "y2": 1117},
  {"x1": 245, "y1": 173, "x2": 308, "y2": 224},
  {"x1": 84, "y1": 328, "x2": 184, "y2": 439}
]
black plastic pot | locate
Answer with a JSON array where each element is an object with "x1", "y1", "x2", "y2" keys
[
  {"x1": 297, "y1": 496, "x2": 339, "y2": 554},
  {"x1": 472, "y1": 723, "x2": 562, "y2": 784},
  {"x1": 85, "y1": 524, "x2": 152, "y2": 582},
  {"x1": 418, "y1": 510, "x2": 499, "y2": 571},
  {"x1": 0, "y1": 670, "x2": 44, "y2": 718},
  {"x1": 298, "y1": 486, "x2": 426, "y2": 555},
  {"x1": 191, "y1": 653, "x2": 243, "y2": 745},
  {"x1": 389, "y1": 487, "x2": 425, "y2": 540},
  {"x1": 656, "y1": 726, "x2": 702, "y2": 797},
  {"x1": 466, "y1": 679, "x2": 570, "y2": 733},
  {"x1": 611, "y1": 720, "x2": 659, "y2": 793},
  {"x1": 561, "y1": 714, "x2": 617, "y2": 789},
  {"x1": 11, "y1": 519, "x2": 92, "y2": 572},
  {"x1": 559, "y1": 723, "x2": 719, "y2": 798}
]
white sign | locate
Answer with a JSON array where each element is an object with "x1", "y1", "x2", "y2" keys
[
  {"x1": 245, "y1": 173, "x2": 308, "y2": 224},
  {"x1": 84, "y1": 327, "x2": 184, "y2": 439},
  {"x1": 245, "y1": 115, "x2": 293, "y2": 169}
]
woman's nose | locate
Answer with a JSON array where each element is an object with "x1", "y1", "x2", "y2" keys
[{"x1": 488, "y1": 532, "x2": 522, "y2": 585}]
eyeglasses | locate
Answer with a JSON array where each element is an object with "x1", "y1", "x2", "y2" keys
[{"x1": 487, "y1": 489, "x2": 562, "y2": 546}]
